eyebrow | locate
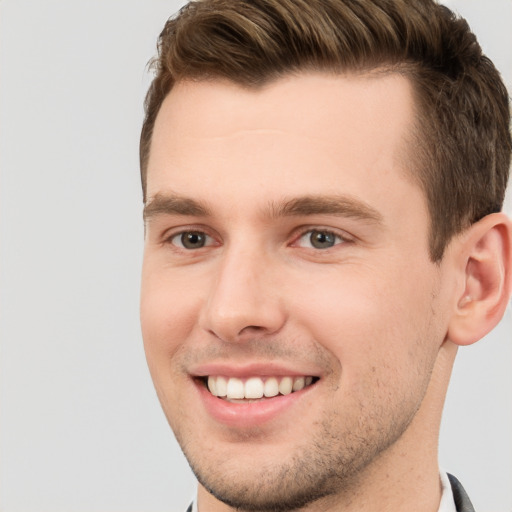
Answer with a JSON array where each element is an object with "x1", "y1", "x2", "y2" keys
[
  {"x1": 143, "y1": 192, "x2": 383, "y2": 225},
  {"x1": 269, "y1": 195, "x2": 383, "y2": 224},
  {"x1": 143, "y1": 193, "x2": 211, "y2": 221}
]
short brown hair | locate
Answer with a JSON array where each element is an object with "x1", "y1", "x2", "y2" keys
[{"x1": 140, "y1": 0, "x2": 511, "y2": 260}]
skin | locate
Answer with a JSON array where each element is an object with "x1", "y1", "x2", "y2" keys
[{"x1": 140, "y1": 73, "x2": 508, "y2": 512}]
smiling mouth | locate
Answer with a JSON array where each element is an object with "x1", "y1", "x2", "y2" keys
[{"x1": 202, "y1": 375, "x2": 318, "y2": 402}]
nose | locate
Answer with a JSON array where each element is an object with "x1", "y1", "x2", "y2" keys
[{"x1": 198, "y1": 246, "x2": 286, "y2": 343}]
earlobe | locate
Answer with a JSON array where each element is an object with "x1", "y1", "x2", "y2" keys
[{"x1": 447, "y1": 212, "x2": 512, "y2": 346}]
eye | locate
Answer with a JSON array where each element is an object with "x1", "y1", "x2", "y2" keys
[
  {"x1": 169, "y1": 231, "x2": 214, "y2": 250},
  {"x1": 296, "y1": 229, "x2": 344, "y2": 249}
]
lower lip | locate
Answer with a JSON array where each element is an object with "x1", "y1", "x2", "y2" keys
[{"x1": 195, "y1": 380, "x2": 314, "y2": 428}]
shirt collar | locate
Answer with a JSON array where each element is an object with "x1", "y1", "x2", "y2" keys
[{"x1": 439, "y1": 470, "x2": 458, "y2": 512}]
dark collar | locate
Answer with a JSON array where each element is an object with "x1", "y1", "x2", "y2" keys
[{"x1": 448, "y1": 474, "x2": 476, "y2": 512}]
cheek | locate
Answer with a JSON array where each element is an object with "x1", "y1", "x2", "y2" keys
[
  {"x1": 293, "y1": 269, "x2": 441, "y2": 431},
  {"x1": 291, "y1": 264, "x2": 439, "y2": 374},
  {"x1": 140, "y1": 270, "x2": 202, "y2": 431},
  {"x1": 140, "y1": 266, "x2": 201, "y2": 369}
]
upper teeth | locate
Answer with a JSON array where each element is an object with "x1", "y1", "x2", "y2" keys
[{"x1": 207, "y1": 376, "x2": 314, "y2": 400}]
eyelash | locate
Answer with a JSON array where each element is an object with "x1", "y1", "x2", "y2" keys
[
  {"x1": 162, "y1": 226, "x2": 352, "y2": 253},
  {"x1": 163, "y1": 228, "x2": 217, "y2": 250},
  {"x1": 291, "y1": 227, "x2": 352, "y2": 250}
]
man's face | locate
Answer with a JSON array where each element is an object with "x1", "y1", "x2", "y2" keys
[{"x1": 141, "y1": 73, "x2": 452, "y2": 510}]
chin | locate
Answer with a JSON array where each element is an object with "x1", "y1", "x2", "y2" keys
[
  {"x1": 191, "y1": 455, "x2": 338, "y2": 512},
  {"x1": 177, "y1": 411, "x2": 406, "y2": 512}
]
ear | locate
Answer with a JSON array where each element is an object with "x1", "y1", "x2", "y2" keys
[{"x1": 447, "y1": 212, "x2": 512, "y2": 346}]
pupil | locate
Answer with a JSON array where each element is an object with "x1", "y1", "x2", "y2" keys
[
  {"x1": 182, "y1": 232, "x2": 205, "y2": 249},
  {"x1": 311, "y1": 230, "x2": 335, "y2": 249}
]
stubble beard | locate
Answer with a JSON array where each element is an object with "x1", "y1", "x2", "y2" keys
[
  {"x1": 166, "y1": 324, "x2": 439, "y2": 512},
  {"x1": 176, "y1": 400, "x2": 421, "y2": 512}
]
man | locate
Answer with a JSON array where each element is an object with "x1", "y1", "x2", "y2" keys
[{"x1": 139, "y1": 1, "x2": 511, "y2": 511}]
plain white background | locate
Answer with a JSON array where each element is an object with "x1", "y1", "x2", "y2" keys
[{"x1": 0, "y1": 1, "x2": 510, "y2": 511}]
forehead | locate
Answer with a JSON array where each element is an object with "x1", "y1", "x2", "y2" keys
[
  {"x1": 150, "y1": 72, "x2": 415, "y2": 156},
  {"x1": 146, "y1": 72, "x2": 425, "y2": 227}
]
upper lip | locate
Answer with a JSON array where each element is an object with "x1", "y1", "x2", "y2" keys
[{"x1": 189, "y1": 361, "x2": 322, "y2": 379}]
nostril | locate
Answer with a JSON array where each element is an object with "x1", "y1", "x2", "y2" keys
[{"x1": 243, "y1": 325, "x2": 265, "y2": 332}]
